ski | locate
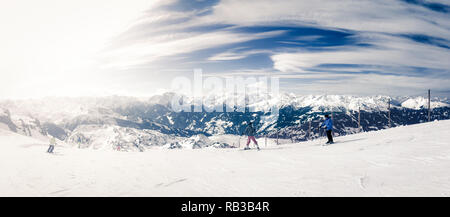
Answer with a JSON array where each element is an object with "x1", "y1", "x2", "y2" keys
[{"x1": 240, "y1": 148, "x2": 261, "y2": 151}]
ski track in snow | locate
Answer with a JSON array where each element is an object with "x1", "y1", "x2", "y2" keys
[{"x1": 1, "y1": 120, "x2": 450, "y2": 196}]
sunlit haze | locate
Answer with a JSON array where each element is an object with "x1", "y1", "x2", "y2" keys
[{"x1": 1, "y1": 0, "x2": 449, "y2": 99}]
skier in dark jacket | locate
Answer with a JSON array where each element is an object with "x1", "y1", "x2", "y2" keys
[
  {"x1": 320, "y1": 114, "x2": 334, "y2": 144},
  {"x1": 242, "y1": 122, "x2": 260, "y2": 150}
]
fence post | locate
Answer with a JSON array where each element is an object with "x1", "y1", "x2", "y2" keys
[
  {"x1": 388, "y1": 98, "x2": 391, "y2": 128},
  {"x1": 428, "y1": 89, "x2": 431, "y2": 122},
  {"x1": 358, "y1": 106, "x2": 361, "y2": 132},
  {"x1": 308, "y1": 121, "x2": 311, "y2": 140}
]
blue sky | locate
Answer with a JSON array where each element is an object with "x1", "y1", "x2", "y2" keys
[
  {"x1": 1, "y1": 0, "x2": 449, "y2": 98},
  {"x1": 100, "y1": 0, "x2": 450, "y2": 97}
]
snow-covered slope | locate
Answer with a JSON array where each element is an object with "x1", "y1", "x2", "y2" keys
[{"x1": 1, "y1": 120, "x2": 449, "y2": 196}]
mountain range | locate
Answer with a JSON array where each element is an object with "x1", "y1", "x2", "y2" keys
[{"x1": 1, "y1": 93, "x2": 448, "y2": 150}]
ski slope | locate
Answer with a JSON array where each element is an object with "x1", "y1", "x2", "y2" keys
[{"x1": 1, "y1": 120, "x2": 450, "y2": 196}]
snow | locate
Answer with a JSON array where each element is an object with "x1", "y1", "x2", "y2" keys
[
  {"x1": 167, "y1": 116, "x2": 174, "y2": 125},
  {"x1": 67, "y1": 124, "x2": 178, "y2": 151},
  {"x1": 205, "y1": 118, "x2": 234, "y2": 135},
  {"x1": 0, "y1": 96, "x2": 140, "y2": 124},
  {"x1": 2, "y1": 94, "x2": 448, "y2": 126},
  {"x1": 401, "y1": 97, "x2": 449, "y2": 110},
  {"x1": 0, "y1": 122, "x2": 9, "y2": 131},
  {"x1": 1, "y1": 120, "x2": 450, "y2": 196}
]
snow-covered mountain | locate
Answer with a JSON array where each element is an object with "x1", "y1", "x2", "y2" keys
[
  {"x1": 66, "y1": 125, "x2": 175, "y2": 151},
  {"x1": 1, "y1": 93, "x2": 449, "y2": 151},
  {"x1": 401, "y1": 97, "x2": 449, "y2": 110},
  {"x1": 0, "y1": 107, "x2": 48, "y2": 140},
  {"x1": 65, "y1": 124, "x2": 232, "y2": 151}
]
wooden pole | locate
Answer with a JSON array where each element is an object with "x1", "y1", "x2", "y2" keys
[
  {"x1": 428, "y1": 89, "x2": 431, "y2": 122},
  {"x1": 265, "y1": 137, "x2": 267, "y2": 148},
  {"x1": 276, "y1": 133, "x2": 279, "y2": 145},
  {"x1": 388, "y1": 98, "x2": 391, "y2": 128},
  {"x1": 358, "y1": 106, "x2": 361, "y2": 132},
  {"x1": 308, "y1": 121, "x2": 311, "y2": 140}
]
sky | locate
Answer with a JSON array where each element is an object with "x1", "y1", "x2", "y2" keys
[{"x1": 0, "y1": 0, "x2": 449, "y2": 99}]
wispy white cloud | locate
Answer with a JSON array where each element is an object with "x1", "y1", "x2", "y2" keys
[
  {"x1": 283, "y1": 73, "x2": 450, "y2": 96},
  {"x1": 209, "y1": 0, "x2": 450, "y2": 38},
  {"x1": 100, "y1": 30, "x2": 285, "y2": 70},
  {"x1": 271, "y1": 33, "x2": 450, "y2": 73},
  {"x1": 3, "y1": 0, "x2": 449, "y2": 98},
  {"x1": 208, "y1": 48, "x2": 274, "y2": 61},
  {"x1": 101, "y1": 0, "x2": 450, "y2": 96}
]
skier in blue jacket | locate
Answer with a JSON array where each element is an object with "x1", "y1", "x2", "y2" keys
[{"x1": 320, "y1": 114, "x2": 334, "y2": 144}]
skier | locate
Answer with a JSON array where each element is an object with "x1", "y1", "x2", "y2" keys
[
  {"x1": 47, "y1": 137, "x2": 56, "y2": 153},
  {"x1": 242, "y1": 122, "x2": 260, "y2": 150},
  {"x1": 319, "y1": 114, "x2": 334, "y2": 145}
]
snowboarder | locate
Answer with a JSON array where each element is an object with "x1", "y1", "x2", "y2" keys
[
  {"x1": 47, "y1": 137, "x2": 56, "y2": 153},
  {"x1": 242, "y1": 122, "x2": 260, "y2": 150},
  {"x1": 319, "y1": 114, "x2": 334, "y2": 145}
]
